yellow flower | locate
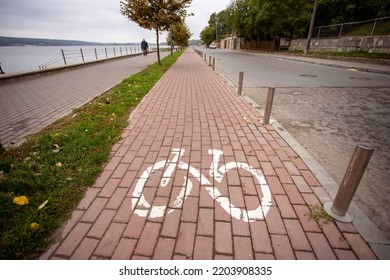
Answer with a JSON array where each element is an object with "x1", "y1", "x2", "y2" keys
[
  {"x1": 30, "y1": 223, "x2": 39, "y2": 231},
  {"x1": 13, "y1": 196, "x2": 29, "y2": 206}
]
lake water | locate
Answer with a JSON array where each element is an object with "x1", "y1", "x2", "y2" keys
[{"x1": 0, "y1": 45, "x2": 153, "y2": 74}]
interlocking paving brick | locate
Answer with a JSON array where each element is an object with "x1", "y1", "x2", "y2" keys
[
  {"x1": 55, "y1": 223, "x2": 91, "y2": 257},
  {"x1": 134, "y1": 222, "x2": 162, "y2": 257},
  {"x1": 284, "y1": 219, "x2": 312, "y2": 251},
  {"x1": 87, "y1": 209, "x2": 116, "y2": 239},
  {"x1": 111, "y1": 238, "x2": 137, "y2": 260},
  {"x1": 123, "y1": 213, "x2": 148, "y2": 239},
  {"x1": 197, "y1": 208, "x2": 214, "y2": 236},
  {"x1": 291, "y1": 176, "x2": 312, "y2": 193},
  {"x1": 98, "y1": 178, "x2": 121, "y2": 198},
  {"x1": 265, "y1": 207, "x2": 286, "y2": 234},
  {"x1": 271, "y1": 234, "x2": 295, "y2": 260},
  {"x1": 249, "y1": 221, "x2": 273, "y2": 253},
  {"x1": 106, "y1": 188, "x2": 128, "y2": 210},
  {"x1": 274, "y1": 195, "x2": 297, "y2": 219},
  {"x1": 113, "y1": 197, "x2": 136, "y2": 223},
  {"x1": 234, "y1": 236, "x2": 254, "y2": 260},
  {"x1": 283, "y1": 184, "x2": 305, "y2": 204},
  {"x1": 70, "y1": 238, "x2": 99, "y2": 260},
  {"x1": 215, "y1": 222, "x2": 233, "y2": 255},
  {"x1": 194, "y1": 236, "x2": 213, "y2": 260},
  {"x1": 175, "y1": 222, "x2": 196, "y2": 257},
  {"x1": 94, "y1": 222, "x2": 126, "y2": 257},
  {"x1": 153, "y1": 237, "x2": 176, "y2": 260},
  {"x1": 343, "y1": 233, "x2": 377, "y2": 259},
  {"x1": 80, "y1": 198, "x2": 108, "y2": 223},
  {"x1": 307, "y1": 232, "x2": 337, "y2": 260},
  {"x1": 181, "y1": 197, "x2": 199, "y2": 223}
]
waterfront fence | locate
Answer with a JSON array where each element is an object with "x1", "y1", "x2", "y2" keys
[{"x1": 38, "y1": 46, "x2": 143, "y2": 69}]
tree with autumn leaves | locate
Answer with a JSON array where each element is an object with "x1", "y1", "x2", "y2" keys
[
  {"x1": 167, "y1": 22, "x2": 192, "y2": 49},
  {"x1": 120, "y1": 0, "x2": 192, "y2": 64}
]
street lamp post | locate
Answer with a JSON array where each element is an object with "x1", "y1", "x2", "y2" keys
[
  {"x1": 215, "y1": 19, "x2": 218, "y2": 41},
  {"x1": 305, "y1": 0, "x2": 319, "y2": 54}
]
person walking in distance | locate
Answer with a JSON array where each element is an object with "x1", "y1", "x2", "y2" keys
[
  {"x1": 0, "y1": 62, "x2": 5, "y2": 74},
  {"x1": 141, "y1": 39, "x2": 149, "y2": 56}
]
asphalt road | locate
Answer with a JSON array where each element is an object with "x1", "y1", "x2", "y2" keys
[{"x1": 200, "y1": 48, "x2": 390, "y2": 239}]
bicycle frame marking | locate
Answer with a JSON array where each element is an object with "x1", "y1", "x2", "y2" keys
[{"x1": 132, "y1": 148, "x2": 272, "y2": 222}]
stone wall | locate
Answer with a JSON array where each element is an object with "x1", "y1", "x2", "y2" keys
[{"x1": 289, "y1": 35, "x2": 390, "y2": 54}]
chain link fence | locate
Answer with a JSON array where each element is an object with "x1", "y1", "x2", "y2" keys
[{"x1": 313, "y1": 17, "x2": 390, "y2": 38}]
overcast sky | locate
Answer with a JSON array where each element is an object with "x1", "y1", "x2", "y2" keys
[{"x1": 0, "y1": 0, "x2": 232, "y2": 43}]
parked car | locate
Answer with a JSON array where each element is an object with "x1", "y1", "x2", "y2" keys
[{"x1": 209, "y1": 42, "x2": 216, "y2": 49}]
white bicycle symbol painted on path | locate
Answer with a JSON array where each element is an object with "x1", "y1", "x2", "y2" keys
[{"x1": 132, "y1": 148, "x2": 272, "y2": 222}]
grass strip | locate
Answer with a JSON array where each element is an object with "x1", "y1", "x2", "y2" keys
[
  {"x1": 0, "y1": 50, "x2": 183, "y2": 259},
  {"x1": 288, "y1": 50, "x2": 390, "y2": 60}
]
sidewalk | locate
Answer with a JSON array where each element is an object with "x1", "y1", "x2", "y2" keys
[
  {"x1": 0, "y1": 52, "x2": 168, "y2": 147},
  {"x1": 41, "y1": 49, "x2": 378, "y2": 260},
  {"x1": 256, "y1": 52, "x2": 390, "y2": 75}
]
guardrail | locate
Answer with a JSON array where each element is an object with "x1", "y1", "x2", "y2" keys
[{"x1": 38, "y1": 46, "x2": 144, "y2": 69}]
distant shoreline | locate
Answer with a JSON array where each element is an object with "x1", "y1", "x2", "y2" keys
[{"x1": 0, "y1": 36, "x2": 163, "y2": 47}]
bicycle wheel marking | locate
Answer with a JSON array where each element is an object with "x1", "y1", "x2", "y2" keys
[{"x1": 131, "y1": 148, "x2": 272, "y2": 222}]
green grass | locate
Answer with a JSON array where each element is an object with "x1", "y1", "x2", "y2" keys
[
  {"x1": 308, "y1": 204, "x2": 334, "y2": 226},
  {"x1": 312, "y1": 51, "x2": 390, "y2": 60},
  {"x1": 0, "y1": 51, "x2": 183, "y2": 259},
  {"x1": 288, "y1": 50, "x2": 390, "y2": 60}
]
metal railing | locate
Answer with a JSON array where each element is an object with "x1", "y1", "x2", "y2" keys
[
  {"x1": 313, "y1": 16, "x2": 390, "y2": 38},
  {"x1": 38, "y1": 46, "x2": 143, "y2": 69}
]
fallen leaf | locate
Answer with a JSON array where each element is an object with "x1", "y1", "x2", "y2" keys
[
  {"x1": 66, "y1": 177, "x2": 73, "y2": 181},
  {"x1": 13, "y1": 196, "x2": 29, "y2": 206},
  {"x1": 30, "y1": 223, "x2": 39, "y2": 231},
  {"x1": 37, "y1": 199, "x2": 48, "y2": 211},
  {"x1": 33, "y1": 173, "x2": 42, "y2": 177},
  {"x1": 55, "y1": 162, "x2": 62, "y2": 167}
]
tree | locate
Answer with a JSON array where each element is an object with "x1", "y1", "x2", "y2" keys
[
  {"x1": 200, "y1": 25, "x2": 215, "y2": 46},
  {"x1": 316, "y1": 0, "x2": 390, "y2": 26},
  {"x1": 120, "y1": 0, "x2": 192, "y2": 64},
  {"x1": 166, "y1": 21, "x2": 192, "y2": 48},
  {"x1": 200, "y1": 0, "x2": 389, "y2": 50}
]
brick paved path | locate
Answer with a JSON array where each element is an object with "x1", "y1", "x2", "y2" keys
[
  {"x1": 0, "y1": 52, "x2": 168, "y2": 147},
  {"x1": 41, "y1": 49, "x2": 377, "y2": 260}
]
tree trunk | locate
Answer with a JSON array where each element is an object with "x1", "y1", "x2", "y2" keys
[{"x1": 156, "y1": 28, "x2": 161, "y2": 64}]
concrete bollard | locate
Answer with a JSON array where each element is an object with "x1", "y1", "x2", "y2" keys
[
  {"x1": 324, "y1": 143, "x2": 374, "y2": 222},
  {"x1": 263, "y1": 87, "x2": 275, "y2": 125},
  {"x1": 212, "y1": 58, "x2": 215, "y2": 70},
  {"x1": 237, "y1": 72, "x2": 244, "y2": 96}
]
